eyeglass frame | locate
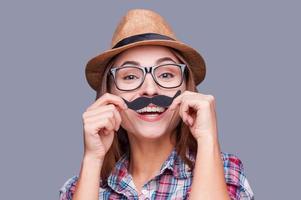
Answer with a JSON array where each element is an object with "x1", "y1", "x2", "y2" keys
[{"x1": 109, "y1": 63, "x2": 187, "y2": 91}]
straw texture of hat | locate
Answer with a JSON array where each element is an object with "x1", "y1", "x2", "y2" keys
[{"x1": 85, "y1": 9, "x2": 206, "y2": 91}]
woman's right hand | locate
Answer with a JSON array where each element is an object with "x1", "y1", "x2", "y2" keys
[{"x1": 81, "y1": 93, "x2": 128, "y2": 161}]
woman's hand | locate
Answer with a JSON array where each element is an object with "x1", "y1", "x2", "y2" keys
[
  {"x1": 169, "y1": 91, "x2": 218, "y2": 141},
  {"x1": 82, "y1": 93, "x2": 128, "y2": 161},
  {"x1": 171, "y1": 91, "x2": 230, "y2": 200}
]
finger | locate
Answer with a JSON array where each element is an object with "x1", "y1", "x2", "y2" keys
[
  {"x1": 99, "y1": 118, "x2": 115, "y2": 136},
  {"x1": 112, "y1": 108, "x2": 122, "y2": 131},
  {"x1": 169, "y1": 94, "x2": 184, "y2": 110},
  {"x1": 169, "y1": 91, "x2": 194, "y2": 110},
  {"x1": 92, "y1": 107, "x2": 121, "y2": 131},
  {"x1": 179, "y1": 101, "x2": 190, "y2": 125},
  {"x1": 102, "y1": 128, "x2": 113, "y2": 136},
  {"x1": 87, "y1": 93, "x2": 128, "y2": 111},
  {"x1": 85, "y1": 110, "x2": 117, "y2": 131},
  {"x1": 99, "y1": 107, "x2": 121, "y2": 132},
  {"x1": 84, "y1": 107, "x2": 121, "y2": 132},
  {"x1": 84, "y1": 104, "x2": 117, "y2": 118},
  {"x1": 87, "y1": 116, "x2": 115, "y2": 136},
  {"x1": 102, "y1": 116, "x2": 116, "y2": 135},
  {"x1": 186, "y1": 115, "x2": 194, "y2": 127},
  {"x1": 183, "y1": 100, "x2": 197, "y2": 126}
]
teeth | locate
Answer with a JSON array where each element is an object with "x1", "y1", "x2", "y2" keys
[{"x1": 136, "y1": 106, "x2": 166, "y2": 113}]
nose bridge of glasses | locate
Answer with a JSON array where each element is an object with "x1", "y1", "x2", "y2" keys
[
  {"x1": 140, "y1": 66, "x2": 158, "y2": 88},
  {"x1": 143, "y1": 66, "x2": 153, "y2": 74},
  {"x1": 142, "y1": 66, "x2": 156, "y2": 80},
  {"x1": 144, "y1": 67, "x2": 153, "y2": 77},
  {"x1": 143, "y1": 67, "x2": 153, "y2": 73}
]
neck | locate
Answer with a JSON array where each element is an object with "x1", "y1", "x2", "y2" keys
[{"x1": 127, "y1": 132, "x2": 176, "y2": 192}]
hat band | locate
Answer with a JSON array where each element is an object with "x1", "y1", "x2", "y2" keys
[{"x1": 112, "y1": 33, "x2": 175, "y2": 49}]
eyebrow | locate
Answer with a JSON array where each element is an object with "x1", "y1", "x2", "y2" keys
[
  {"x1": 156, "y1": 57, "x2": 177, "y2": 65},
  {"x1": 120, "y1": 57, "x2": 177, "y2": 67}
]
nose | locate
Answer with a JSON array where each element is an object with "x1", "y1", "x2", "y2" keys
[{"x1": 139, "y1": 73, "x2": 159, "y2": 96}]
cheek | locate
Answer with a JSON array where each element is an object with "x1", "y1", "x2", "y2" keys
[
  {"x1": 119, "y1": 110, "x2": 136, "y2": 131},
  {"x1": 168, "y1": 109, "x2": 182, "y2": 126},
  {"x1": 109, "y1": 80, "x2": 118, "y2": 94},
  {"x1": 181, "y1": 80, "x2": 187, "y2": 91}
]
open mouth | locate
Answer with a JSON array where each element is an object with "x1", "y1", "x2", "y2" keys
[{"x1": 135, "y1": 104, "x2": 167, "y2": 122}]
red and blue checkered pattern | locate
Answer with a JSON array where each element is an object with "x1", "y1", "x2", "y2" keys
[{"x1": 59, "y1": 149, "x2": 254, "y2": 199}]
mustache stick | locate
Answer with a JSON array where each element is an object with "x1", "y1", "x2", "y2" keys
[{"x1": 122, "y1": 90, "x2": 181, "y2": 111}]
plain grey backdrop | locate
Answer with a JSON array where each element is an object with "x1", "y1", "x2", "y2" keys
[{"x1": 1, "y1": 0, "x2": 300, "y2": 199}]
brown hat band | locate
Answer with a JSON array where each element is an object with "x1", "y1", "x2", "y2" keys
[{"x1": 112, "y1": 33, "x2": 175, "y2": 49}]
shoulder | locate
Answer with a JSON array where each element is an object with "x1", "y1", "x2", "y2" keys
[
  {"x1": 59, "y1": 175, "x2": 79, "y2": 200},
  {"x1": 221, "y1": 152, "x2": 246, "y2": 187},
  {"x1": 221, "y1": 152, "x2": 255, "y2": 200},
  {"x1": 221, "y1": 152, "x2": 244, "y2": 171},
  {"x1": 59, "y1": 175, "x2": 114, "y2": 200}
]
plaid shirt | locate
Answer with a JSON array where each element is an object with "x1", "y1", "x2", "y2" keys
[{"x1": 59, "y1": 149, "x2": 254, "y2": 199}]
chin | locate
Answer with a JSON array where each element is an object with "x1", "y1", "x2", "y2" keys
[
  {"x1": 122, "y1": 121, "x2": 174, "y2": 141},
  {"x1": 135, "y1": 124, "x2": 169, "y2": 139}
]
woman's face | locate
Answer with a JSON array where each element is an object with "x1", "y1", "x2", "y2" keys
[{"x1": 110, "y1": 45, "x2": 186, "y2": 141}]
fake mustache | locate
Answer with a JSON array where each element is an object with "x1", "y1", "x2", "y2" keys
[{"x1": 122, "y1": 90, "x2": 181, "y2": 111}]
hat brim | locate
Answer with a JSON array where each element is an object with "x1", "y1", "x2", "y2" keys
[{"x1": 85, "y1": 39, "x2": 206, "y2": 91}]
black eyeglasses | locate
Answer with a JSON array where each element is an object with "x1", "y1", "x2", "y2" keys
[{"x1": 110, "y1": 63, "x2": 186, "y2": 91}]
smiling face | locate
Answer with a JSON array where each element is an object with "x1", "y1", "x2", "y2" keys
[{"x1": 109, "y1": 45, "x2": 186, "y2": 141}]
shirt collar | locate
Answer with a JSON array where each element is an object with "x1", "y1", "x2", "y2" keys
[
  {"x1": 107, "y1": 148, "x2": 193, "y2": 194},
  {"x1": 159, "y1": 148, "x2": 193, "y2": 179}
]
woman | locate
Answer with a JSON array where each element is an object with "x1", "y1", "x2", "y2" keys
[{"x1": 59, "y1": 9, "x2": 254, "y2": 200}]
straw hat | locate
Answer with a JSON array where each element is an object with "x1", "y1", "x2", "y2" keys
[{"x1": 85, "y1": 9, "x2": 206, "y2": 91}]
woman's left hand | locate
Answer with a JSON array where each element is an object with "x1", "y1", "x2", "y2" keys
[{"x1": 169, "y1": 91, "x2": 218, "y2": 141}]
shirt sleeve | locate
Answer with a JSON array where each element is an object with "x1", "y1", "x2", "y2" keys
[
  {"x1": 59, "y1": 175, "x2": 79, "y2": 200},
  {"x1": 222, "y1": 153, "x2": 255, "y2": 200}
]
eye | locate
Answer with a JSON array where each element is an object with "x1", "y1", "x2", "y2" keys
[
  {"x1": 159, "y1": 73, "x2": 174, "y2": 79},
  {"x1": 123, "y1": 74, "x2": 139, "y2": 80}
]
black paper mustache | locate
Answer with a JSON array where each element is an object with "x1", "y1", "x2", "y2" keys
[{"x1": 122, "y1": 90, "x2": 181, "y2": 111}]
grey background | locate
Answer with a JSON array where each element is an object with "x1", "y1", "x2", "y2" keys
[{"x1": 0, "y1": 0, "x2": 300, "y2": 199}]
